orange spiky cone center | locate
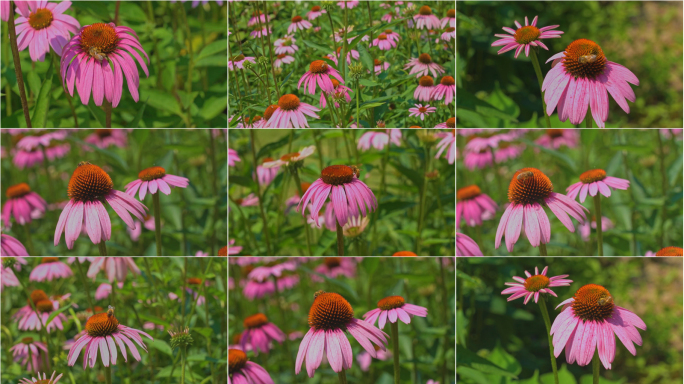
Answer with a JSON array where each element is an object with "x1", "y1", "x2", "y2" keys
[
  {"x1": 324, "y1": 257, "x2": 341, "y2": 268},
  {"x1": 278, "y1": 94, "x2": 301, "y2": 111},
  {"x1": 231, "y1": 54, "x2": 245, "y2": 62},
  {"x1": 446, "y1": 27, "x2": 455, "y2": 32},
  {"x1": 378, "y1": 34, "x2": 388, "y2": 40},
  {"x1": 655, "y1": 246, "x2": 684, "y2": 256},
  {"x1": 243, "y1": 313, "x2": 269, "y2": 329},
  {"x1": 85, "y1": 311, "x2": 119, "y2": 337},
  {"x1": 393, "y1": 251, "x2": 417, "y2": 256},
  {"x1": 277, "y1": 53, "x2": 287, "y2": 59},
  {"x1": 579, "y1": 169, "x2": 607, "y2": 184},
  {"x1": 28, "y1": 7, "x2": 53, "y2": 30},
  {"x1": 508, "y1": 168, "x2": 553, "y2": 205},
  {"x1": 263, "y1": 105, "x2": 279, "y2": 121},
  {"x1": 68, "y1": 163, "x2": 113, "y2": 201},
  {"x1": 418, "y1": 5, "x2": 432, "y2": 15},
  {"x1": 377, "y1": 295, "x2": 405, "y2": 310},
  {"x1": 218, "y1": 246, "x2": 228, "y2": 256},
  {"x1": 280, "y1": 152, "x2": 301, "y2": 162},
  {"x1": 187, "y1": 277, "x2": 202, "y2": 285},
  {"x1": 514, "y1": 25, "x2": 540, "y2": 45},
  {"x1": 571, "y1": 284, "x2": 614, "y2": 322},
  {"x1": 440, "y1": 76, "x2": 455, "y2": 86},
  {"x1": 29, "y1": 289, "x2": 49, "y2": 306},
  {"x1": 321, "y1": 165, "x2": 354, "y2": 185},
  {"x1": 80, "y1": 23, "x2": 119, "y2": 57},
  {"x1": 547, "y1": 129, "x2": 564, "y2": 138},
  {"x1": 524, "y1": 275, "x2": 550, "y2": 292},
  {"x1": 308, "y1": 292, "x2": 354, "y2": 330},
  {"x1": 563, "y1": 39, "x2": 607, "y2": 79},
  {"x1": 138, "y1": 166, "x2": 166, "y2": 181},
  {"x1": 309, "y1": 60, "x2": 329, "y2": 74},
  {"x1": 292, "y1": 15, "x2": 303, "y2": 23},
  {"x1": 447, "y1": 9, "x2": 455, "y2": 18},
  {"x1": 35, "y1": 299, "x2": 54, "y2": 313},
  {"x1": 385, "y1": 29, "x2": 393, "y2": 34},
  {"x1": 311, "y1": 6, "x2": 321, "y2": 12},
  {"x1": 229, "y1": 349, "x2": 248, "y2": 373},
  {"x1": 457, "y1": 185, "x2": 482, "y2": 201},
  {"x1": 42, "y1": 257, "x2": 59, "y2": 263},
  {"x1": 6, "y1": 183, "x2": 31, "y2": 199},
  {"x1": 418, "y1": 53, "x2": 432, "y2": 64},
  {"x1": 419, "y1": 76, "x2": 434, "y2": 87}
]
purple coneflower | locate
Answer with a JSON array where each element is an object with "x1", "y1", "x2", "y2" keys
[
  {"x1": 10, "y1": 338, "x2": 47, "y2": 372},
  {"x1": 14, "y1": 1, "x2": 80, "y2": 62},
  {"x1": 566, "y1": 169, "x2": 630, "y2": 203},
  {"x1": 254, "y1": 158, "x2": 279, "y2": 187},
  {"x1": 229, "y1": 349, "x2": 274, "y2": 383},
  {"x1": 29, "y1": 257, "x2": 73, "y2": 281},
  {"x1": 3, "y1": 183, "x2": 47, "y2": 228},
  {"x1": 18, "y1": 371, "x2": 63, "y2": 384},
  {"x1": 307, "y1": 5, "x2": 326, "y2": 20},
  {"x1": 357, "y1": 129, "x2": 402, "y2": 151},
  {"x1": 274, "y1": 35, "x2": 298, "y2": 55},
  {"x1": 408, "y1": 103, "x2": 436, "y2": 121},
  {"x1": 83, "y1": 129, "x2": 128, "y2": 150},
  {"x1": 413, "y1": 5, "x2": 441, "y2": 29},
  {"x1": 299, "y1": 60, "x2": 345, "y2": 95},
  {"x1": 363, "y1": 296, "x2": 428, "y2": 329},
  {"x1": 441, "y1": 9, "x2": 455, "y2": 28},
  {"x1": 228, "y1": 54, "x2": 256, "y2": 70},
  {"x1": 337, "y1": 0, "x2": 359, "y2": 9},
  {"x1": 327, "y1": 46, "x2": 360, "y2": 66},
  {"x1": 535, "y1": 129, "x2": 579, "y2": 149},
  {"x1": 288, "y1": 16, "x2": 312, "y2": 34},
  {"x1": 441, "y1": 27, "x2": 455, "y2": 42},
  {"x1": 456, "y1": 232, "x2": 483, "y2": 256},
  {"x1": 229, "y1": 148, "x2": 241, "y2": 167},
  {"x1": 457, "y1": 185, "x2": 497, "y2": 227},
  {"x1": 1, "y1": 234, "x2": 29, "y2": 256},
  {"x1": 372, "y1": 59, "x2": 391, "y2": 74},
  {"x1": 404, "y1": 54, "x2": 445, "y2": 78},
  {"x1": 320, "y1": 78, "x2": 352, "y2": 108},
  {"x1": 435, "y1": 130, "x2": 455, "y2": 164},
  {"x1": 247, "y1": 10, "x2": 271, "y2": 27},
  {"x1": 241, "y1": 313, "x2": 286, "y2": 354},
  {"x1": 373, "y1": 34, "x2": 397, "y2": 51},
  {"x1": 14, "y1": 289, "x2": 67, "y2": 332},
  {"x1": 501, "y1": 266, "x2": 572, "y2": 304},
  {"x1": 431, "y1": 75, "x2": 455, "y2": 105},
  {"x1": 273, "y1": 53, "x2": 294, "y2": 68},
  {"x1": 228, "y1": 239, "x2": 242, "y2": 255},
  {"x1": 265, "y1": 94, "x2": 321, "y2": 128},
  {"x1": 250, "y1": 26, "x2": 271, "y2": 38},
  {"x1": 491, "y1": 15, "x2": 562, "y2": 58},
  {"x1": 125, "y1": 166, "x2": 190, "y2": 200},
  {"x1": 87, "y1": 257, "x2": 140, "y2": 282}
]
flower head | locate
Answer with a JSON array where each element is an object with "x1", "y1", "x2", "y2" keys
[
  {"x1": 125, "y1": 166, "x2": 190, "y2": 201},
  {"x1": 229, "y1": 54, "x2": 256, "y2": 70},
  {"x1": 543, "y1": 39, "x2": 639, "y2": 127},
  {"x1": 68, "y1": 306, "x2": 153, "y2": 369},
  {"x1": 501, "y1": 266, "x2": 572, "y2": 304},
  {"x1": 357, "y1": 129, "x2": 402, "y2": 151},
  {"x1": 431, "y1": 76, "x2": 455, "y2": 105},
  {"x1": 18, "y1": 371, "x2": 63, "y2": 384},
  {"x1": 61, "y1": 23, "x2": 149, "y2": 107},
  {"x1": 11, "y1": 338, "x2": 48, "y2": 372},
  {"x1": 13, "y1": 289, "x2": 67, "y2": 332},
  {"x1": 263, "y1": 146, "x2": 316, "y2": 169},
  {"x1": 495, "y1": 168, "x2": 588, "y2": 252},
  {"x1": 15, "y1": 1, "x2": 80, "y2": 61},
  {"x1": 296, "y1": 291, "x2": 388, "y2": 377},
  {"x1": 1, "y1": 235, "x2": 29, "y2": 256},
  {"x1": 30, "y1": 257, "x2": 73, "y2": 281},
  {"x1": 229, "y1": 349, "x2": 274, "y2": 383},
  {"x1": 408, "y1": 103, "x2": 437, "y2": 120},
  {"x1": 373, "y1": 34, "x2": 398, "y2": 51},
  {"x1": 404, "y1": 54, "x2": 445, "y2": 78},
  {"x1": 566, "y1": 169, "x2": 629, "y2": 203},
  {"x1": 3, "y1": 183, "x2": 47, "y2": 228},
  {"x1": 536, "y1": 129, "x2": 579, "y2": 149},
  {"x1": 363, "y1": 296, "x2": 428, "y2": 329},
  {"x1": 168, "y1": 326, "x2": 193, "y2": 349},
  {"x1": 343, "y1": 216, "x2": 369, "y2": 237},
  {"x1": 240, "y1": 313, "x2": 286, "y2": 354},
  {"x1": 307, "y1": 5, "x2": 327, "y2": 20},
  {"x1": 84, "y1": 129, "x2": 128, "y2": 150},
  {"x1": 456, "y1": 232, "x2": 483, "y2": 256},
  {"x1": 229, "y1": 148, "x2": 241, "y2": 167},
  {"x1": 288, "y1": 15, "x2": 313, "y2": 34},
  {"x1": 299, "y1": 60, "x2": 345, "y2": 95},
  {"x1": 551, "y1": 284, "x2": 646, "y2": 369},
  {"x1": 413, "y1": 6, "x2": 441, "y2": 29},
  {"x1": 434, "y1": 130, "x2": 455, "y2": 164},
  {"x1": 274, "y1": 35, "x2": 299, "y2": 55},
  {"x1": 457, "y1": 185, "x2": 498, "y2": 227},
  {"x1": 491, "y1": 15, "x2": 563, "y2": 58},
  {"x1": 264, "y1": 94, "x2": 321, "y2": 128},
  {"x1": 87, "y1": 257, "x2": 140, "y2": 282}
]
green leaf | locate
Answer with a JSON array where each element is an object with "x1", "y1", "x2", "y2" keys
[
  {"x1": 668, "y1": 153, "x2": 683, "y2": 188},
  {"x1": 194, "y1": 55, "x2": 227, "y2": 67},
  {"x1": 578, "y1": 374, "x2": 627, "y2": 384},
  {"x1": 390, "y1": 161, "x2": 423, "y2": 190},
  {"x1": 281, "y1": 69, "x2": 294, "y2": 87},
  {"x1": 581, "y1": 129, "x2": 600, "y2": 147},
  {"x1": 356, "y1": 43, "x2": 374, "y2": 73},
  {"x1": 137, "y1": 313, "x2": 171, "y2": 327},
  {"x1": 256, "y1": 134, "x2": 294, "y2": 160},
  {"x1": 177, "y1": 90, "x2": 199, "y2": 110},
  {"x1": 298, "y1": 266, "x2": 360, "y2": 302},
  {"x1": 457, "y1": 88, "x2": 518, "y2": 124},
  {"x1": 197, "y1": 39, "x2": 227, "y2": 60},
  {"x1": 193, "y1": 327, "x2": 213, "y2": 338},
  {"x1": 520, "y1": 139, "x2": 577, "y2": 172},
  {"x1": 229, "y1": 175, "x2": 257, "y2": 191},
  {"x1": 31, "y1": 63, "x2": 54, "y2": 128},
  {"x1": 362, "y1": 258, "x2": 380, "y2": 276},
  {"x1": 118, "y1": 2, "x2": 146, "y2": 22},
  {"x1": 517, "y1": 370, "x2": 541, "y2": 384},
  {"x1": 359, "y1": 79, "x2": 379, "y2": 87},
  {"x1": 200, "y1": 96, "x2": 227, "y2": 121},
  {"x1": 147, "y1": 339, "x2": 172, "y2": 356},
  {"x1": 359, "y1": 102, "x2": 384, "y2": 111},
  {"x1": 609, "y1": 144, "x2": 653, "y2": 155},
  {"x1": 456, "y1": 345, "x2": 518, "y2": 378},
  {"x1": 144, "y1": 89, "x2": 183, "y2": 116},
  {"x1": 68, "y1": 137, "x2": 129, "y2": 172},
  {"x1": 45, "y1": 303, "x2": 72, "y2": 327},
  {"x1": 127, "y1": 97, "x2": 149, "y2": 128},
  {"x1": 301, "y1": 39, "x2": 332, "y2": 55},
  {"x1": 487, "y1": 342, "x2": 522, "y2": 376},
  {"x1": 540, "y1": 364, "x2": 576, "y2": 384}
]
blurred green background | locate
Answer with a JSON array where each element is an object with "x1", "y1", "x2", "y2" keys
[
  {"x1": 456, "y1": 1, "x2": 683, "y2": 128},
  {"x1": 456, "y1": 257, "x2": 684, "y2": 383}
]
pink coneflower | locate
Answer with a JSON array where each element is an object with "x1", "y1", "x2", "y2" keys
[
  {"x1": 566, "y1": 169, "x2": 630, "y2": 203},
  {"x1": 3, "y1": 183, "x2": 47, "y2": 228},
  {"x1": 61, "y1": 23, "x2": 149, "y2": 107},
  {"x1": 456, "y1": 232, "x2": 483, "y2": 256},
  {"x1": 30, "y1": 257, "x2": 73, "y2": 281},
  {"x1": 234, "y1": 193, "x2": 259, "y2": 207},
  {"x1": 435, "y1": 129, "x2": 455, "y2": 164},
  {"x1": 660, "y1": 129, "x2": 683, "y2": 138},
  {"x1": 464, "y1": 149, "x2": 492, "y2": 170},
  {"x1": 83, "y1": 129, "x2": 128, "y2": 150},
  {"x1": 288, "y1": 16, "x2": 312, "y2": 34},
  {"x1": 435, "y1": 117, "x2": 455, "y2": 129},
  {"x1": 228, "y1": 239, "x2": 242, "y2": 255},
  {"x1": 10, "y1": 337, "x2": 47, "y2": 372},
  {"x1": 265, "y1": 94, "x2": 321, "y2": 128},
  {"x1": 18, "y1": 371, "x2": 63, "y2": 384},
  {"x1": 501, "y1": 266, "x2": 572, "y2": 305},
  {"x1": 87, "y1": 257, "x2": 140, "y2": 282},
  {"x1": 274, "y1": 35, "x2": 299, "y2": 55},
  {"x1": 357, "y1": 347, "x2": 391, "y2": 371},
  {"x1": 357, "y1": 129, "x2": 402, "y2": 151},
  {"x1": 243, "y1": 279, "x2": 275, "y2": 300},
  {"x1": 495, "y1": 142, "x2": 525, "y2": 163},
  {"x1": 250, "y1": 26, "x2": 271, "y2": 38},
  {"x1": 247, "y1": 10, "x2": 271, "y2": 27},
  {"x1": 14, "y1": 1, "x2": 80, "y2": 62},
  {"x1": 68, "y1": 306, "x2": 153, "y2": 369},
  {"x1": 263, "y1": 146, "x2": 316, "y2": 169},
  {"x1": 14, "y1": 289, "x2": 67, "y2": 332},
  {"x1": 12, "y1": 148, "x2": 44, "y2": 169},
  {"x1": 536, "y1": 129, "x2": 579, "y2": 149},
  {"x1": 248, "y1": 260, "x2": 297, "y2": 281},
  {"x1": 95, "y1": 281, "x2": 124, "y2": 300},
  {"x1": 551, "y1": 284, "x2": 646, "y2": 369},
  {"x1": 543, "y1": 39, "x2": 639, "y2": 127},
  {"x1": 491, "y1": 15, "x2": 563, "y2": 58},
  {"x1": 311, "y1": 257, "x2": 356, "y2": 282},
  {"x1": 496, "y1": 168, "x2": 588, "y2": 253},
  {"x1": 307, "y1": 5, "x2": 326, "y2": 20},
  {"x1": 432, "y1": 76, "x2": 455, "y2": 105},
  {"x1": 363, "y1": 296, "x2": 428, "y2": 329},
  {"x1": 441, "y1": 9, "x2": 455, "y2": 28},
  {"x1": 320, "y1": 78, "x2": 352, "y2": 108},
  {"x1": 1, "y1": 1, "x2": 9, "y2": 22},
  {"x1": 327, "y1": 46, "x2": 360, "y2": 66},
  {"x1": 371, "y1": 58, "x2": 391, "y2": 74},
  {"x1": 172, "y1": 0, "x2": 224, "y2": 7},
  {"x1": 579, "y1": 216, "x2": 614, "y2": 241},
  {"x1": 273, "y1": 53, "x2": 294, "y2": 68},
  {"x1": 125, "y1": 166, "x2": 189, "y2": 201},
  {"x1": 457, "y1": 185, "x2": 497, "y2": 228},
  {"x1": 16, "y1": 130, "x2": 68, "y2": 150},
  {"x1": 337, "y1": 0, "x2": 359, "y2": 9},
  {"x1": 1, "y1": 256, "x2": 23, "y2": 288},
  {"x1": 229, "y1": 349, "x2": 274, "y2": 384},
  {"x1": 240, "y1": 313, "x2": 286, "y2": 354},
  {"x1": 254, "y1": 158, "x2": 280, "y2": 187},
  {"x1": 343, "y1": 215, "x2": 369, "y2": 237},
  {"x1": 127, "y1": 214, "x2": 155, "y2": 241},
  {"x1": 382, "y1": 29, "x2": 401, "y2": 43},
  {"x1": 404, "y1": 54, "x2": 445, "y2": 78},
  {"x1": 1, "y1": 234, "x2": 29, "y2": 256},
  {"x1": 54, "y1": 162, "x2": 148, "y2": 250},
  {"x1": 228, "y1": 54, "x2": 256, "y2": 70},
  {"x1": 413, "y1": 76, "x2": 436, "y2": 102},
  {"x1": 296, "y1": 291, "x2": 388, "y2": 377},
  {"x1": 441, "y1": 27, "x2": 455, "y2": 42},
  {"x1": 229, "y1": 148, "x2": 241, "y2": 167},
  {"x1": 373, "y1": 34, "x2": 397, "y2": 50},
  {"x1": 413, "y1": 6, "x2": 441, "y2": 29},
  {"x1": 299, "y1": 60, "x2": 345, "y2": 95},
  {"x1": 409, "y1": 103, "x2": 437, "y2": 121}
]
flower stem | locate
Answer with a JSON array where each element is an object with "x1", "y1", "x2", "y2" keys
[
  {"x1": 390, "y1": 321, "x2": 401, "y2": 384},
  {"x1": 369, "y1": 138, "x2": 392, "y2": 254},
  {"x1": 105, "y1": 364, "x2": 112, "y2": 384},
  {"x1": 208, "y1": 130, "x2": 219, "y2": 255},
  {"x1": 356, "y1": 79, "x2": 360, "y2": 128},
  {"x1": 75, "y1": 261, "x2": 95, "y2": 311},
  {"x1": 23, "y1": 223, "x2": 35, "y2": 256},
  {"x1": 593, "y1": 350, "x2": 600, "y2": 384},
  {"x1": 538, "y1": 297, "x2": 559, "y2": 384},
  {"x1": 342, "y1": 2, "x2": 349, "y2": 83},
  {"x1": 8, "y1": 1, "x2": 32, "y2": 127},
  {"x1": 292, "y1": 169, "x2": 314, "y2": 256},
  {"x1": 327, "y1": 12, "x2": 339, "y2": 65},
  {"x1": 324, "y1": 92, "x2": 338, "y2": 127},
  {"x1": 153, "y1": 192, "x2": 163, "y2": 256},
  {"x1": 529, "y1": 48, "x2": 551, "y2": 129},
  {"x1": 180, "y1": 346, "x2": 186, "y2": 384},
  {"x1": 539, "y1": 242, "x2": 548, "y2": 256},
  {"x1": 415, "y1": 145, "x2": 430, "y2": 255},
  {"x1": 250, "y1": 130, "x2": 273, "y2": 255},
  {"x1": 656, "y1": 130, "x2": 668, "y2": 248},
  {"x1": 336, "y1": 220, "x2": 345, "y2": 256},
  {"x1": 104, "y1": 100, "x2": 112, "y2": 128},
  {"x1": 258, "y1": 0, "x2": 281, "y2": 98},
  {"x1": 338, "y1": 370, "x2": 348, "y2": 384},
  {"x1": 98, "y1": 241, "x2": 108, "y2": 256},
  {"x1": 593, "y1": 194, "x2": 603, "y2": 256}
]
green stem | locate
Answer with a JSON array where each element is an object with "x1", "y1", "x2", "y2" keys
[
  {"x1": 356, "y1": 79, "x2": 360, "y2": 128},
  {"x1": 104, "y1": 100, "x2": 112, "y2": 128},
  {"x1": 656, "y1": 130, "x2": 667, "y2": 248},
  {"x1": 342, "y1": 1, "x2": 349, "y2": 83},
  {"x1": 7, "y1": 1, "x2": 32, "y2": 127},
  {"x1": 391, "y1": 321, "x2": 401, "y2": 384},
  {"x1": 259, "y1": 0, "x2": 281, "y2": 98},
  {"x1": 593, "y1": 194, "x2": 603, "y2": 256},
  {"x1": 250, "y1": 130, "x2": 273, "y2": 255},
  {"x1": 180, "y1": 346, "x2": 186, "y2": 384},
  {"x1": 292, "y1": 170, "x2": 313, "y2": 256},
  {"x1": 98, "y1": 241, "x2": 108, "y2": 256},
  {"x1": 23, "y1": 223, "x2": 35, "y2": 256},
  {"x1": 105, "y1": 364, "x2": 112, "y2": 384},
  {"x1": 369, "y1": 138, "x2": 392, "y2": 254},
  {"x1": 539, "y1": 242, "x2": 548, "y2": 256},
  {"x1": 354, "y1": 239, "x2": 362, "y2": 256},
  {"x1": 74, "y1": 261, "x2": 95, "y2": 311},
  {"x1": 327, "y1": 11, "x2": 339, "y2": 67},
  {"x1": 324, "y1": 93, "x2": 338, "y2": 127},
  {"x1": 338, "y1": 370, "x2": 348, "y2": 384},
  {"x1": 153, "y1": 192, "x2": 163, "y2": 256},
  {"x1": 593, "y1": 350, "x2": 600, "y2": 384},
  {"x1": 529, "y1": 48, "x2": 551, "y2": 128},
  {"x1": 336, "y1": 220, "x2": 345, "y2": 256},
  {"x1": 538, "y1": 297, "x2": 559, "y2": 384},
  {"x1": 208, "y1": 130, "x2": 219, "y2": 255},
  {"x1": 415, "y1": 145, "x2": 430, "y2": 255}
]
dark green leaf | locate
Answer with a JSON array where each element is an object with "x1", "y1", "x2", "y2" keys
[
  {"x1": 356, "y1": 43, "x2": 374, "y2": 73},
  {"x1": 31, "y1": 63, "x2": 54, "y2": 128},
  {"x1": 456, "y1": 345, "x2": 517, "y2": 378},
  {"x1": 86, "y1": 103, "x2": 106, "y2": 127},
  {"x1": 127, "y1": 97, "x2": 149, "y2": 128},
  {"x1": 390, "y1": 161, "x2": 423, "y2": 189},
  {"x1": 298, "y1": 266, "x2": 360, "y2": 302},
  {"x1": 144, "y1": 89, "x2": 183, "y2": 116},
  {"x1": 520, "y1": 139, "x2": 577, "y2": 172},
  {"x1": 148, "y1": 339, "x2": 172, "y2": 356},
  {"x1": 359, "y1": 79, "x2": 379, "y2": 87},
  {"x1": 255, "y1": 134, "x2": 295, "y2": 160},
  {"x1": 359, "y1": 102, "x2": 384, "y2": 111},
  {"x1": 68, "y1": 137, "x2": 129, "y2": 171},
  {"x1": 45, "y1": 303, "x2": 71, "y2": 327}
]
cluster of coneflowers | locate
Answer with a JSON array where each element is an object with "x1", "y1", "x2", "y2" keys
[
  {"x1": 228, "y1": 128, "x2": 455, "y2": 256},
  {"x1": 228, "y1": 1, "x2": 455, "y2": 128},
  {"x1": 491, "y1": 15, "x2": 639, "y2": 128},
  {"x1": 229, "y1": 257, "x2": 444, "y2": 384},
  {"x1": 501, "y1": 265, "x2": 646, "y2": 383}
]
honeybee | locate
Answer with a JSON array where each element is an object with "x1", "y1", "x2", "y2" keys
[
  {"x1": 78, "y1": 161, "x2": 91, "y2": 166},
  {"x1": 597, "y1": 295, "x2": 613, "y2": 306},
  {"x1": 578, "y1": 54, "x2": 597, "y2": 64},
  {"x1": 88, "y1": 46, "x2": 108, "y2": 62},
  {"x1": 517, "y1": 171, "x2": 534, "y2": 181},
  {"x1": 350, "y1": 165, "x2": 361, "y2": 178},
  {"x1": 107, "y1": 305, "x2": 115, "y2": 317},
  {"x1": 314, "y1": 290, "x2": 326, "y2": 298}
]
